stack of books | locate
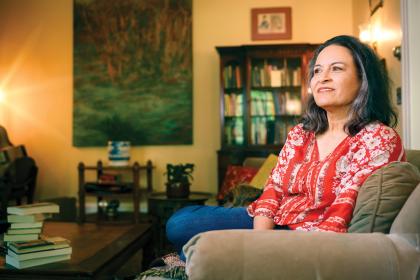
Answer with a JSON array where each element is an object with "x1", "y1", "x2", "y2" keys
[
  {"x1": 5, "y1": 236, "x2": 72, "y2": 269},
  {"x1": 1, "y1": 202, "x2": 73, "y2": 269}
]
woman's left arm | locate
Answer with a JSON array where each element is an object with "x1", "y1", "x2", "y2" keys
[{"x1": 317, "y1": 125, "x2": 405, "y2": 232}]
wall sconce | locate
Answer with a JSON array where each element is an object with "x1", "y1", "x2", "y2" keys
[
  {"x1": 0, "y1": 88, "x2": 6, "y2": 103},
  {"x1": 359, "y1": 23, "x2": 378, "y2": 52},
  {"x1": 359, "y1": 23, "x2": 372, "y2": 43},
  {"x1": 393, "y1": 45, "x2": 401, "y2": 61},
  {"x1": 359, "y1": 21, "x2": 396, "y2": 54}
]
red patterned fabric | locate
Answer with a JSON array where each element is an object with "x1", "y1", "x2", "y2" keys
[
  {"x1": 248, "y1": 122, "x2": 405, "y2": 232},
  {"x1": 218, "y1": 165, "x2": 258, "y2": 200}
]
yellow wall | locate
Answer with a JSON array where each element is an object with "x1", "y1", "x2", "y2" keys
[{"x1": 0, "y1": 0, "x2": 353, "y2": 202}]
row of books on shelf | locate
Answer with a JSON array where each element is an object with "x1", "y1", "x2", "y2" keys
[
  {"x1": 223, "y1": 117, "x2": 296, "y2": 146},
  {"x1": 1, "y1": 202, "x2": 72, "y2": 269},
  {"x1": 223, "y1": 64, "x2": 242, "y2": 88},
  {"x1": 224, "y1": 93, "x2": 243, "y2": 116},
  {"x1": 251, "y1": 63, "x2": 301, "y2": 87},
  {"x1": 250, "y1": 118, "x2": 295, "y2": 145},
  {"x1": 224, "y1": 118, "x2": 244, "y2": 146},
  {"x1": 251, "y1": 90, "x2": 302, "y2": 116}
]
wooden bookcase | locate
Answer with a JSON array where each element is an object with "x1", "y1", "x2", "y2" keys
[{"x1": 216, "y1": 44, "x2": 318, "y2": 190}]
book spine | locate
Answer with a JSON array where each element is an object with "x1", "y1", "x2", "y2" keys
[
  {"x1": 4, "y1": 233, "x2": 39, "y2": 242},
  {"x1": 6, "y1": 254, "x2": 71, "y2": 269},
  {"x1": 235, "y1": 66, "x2": 241, "y2": 88},
  {"x1": 236, "y1": 94, "x2": 243, "y2": 116},
  {"x1": 234, "y1": 118, "x2": 244, "y2": 145},
  {"x1": 8, "y1": 247, "x2": 72, "y2": 261},
  {"x1": 225, "y1": 124, "x2": 232, "y2": 145}
]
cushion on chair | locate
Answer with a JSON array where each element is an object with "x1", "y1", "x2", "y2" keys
[
  {"x1": 242, "y1": 157, "x2": 266, "y2": 168},
  {"x1": 248, "y1": 154, "x2": 278, "y2": 189},
  {"x1": 185, "y1": 230, "x2": 403, "y2": 280},
  {"x1": 405, "y1": 149, "x2": 420, "y2": 171},
  {"x1": 217, "y1": 165, "x2": 258, "y2": 201},
  {"x1": 221, "y1": 184, "x2": 263, "y2": 207},
  {"x1": 348, "y1": 161, "x2": 420, "y2": 233},
  {"x1": 390, "y1": 180, "x2": 420, "y2": 235}
]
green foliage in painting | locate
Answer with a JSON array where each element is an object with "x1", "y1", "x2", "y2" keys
[{"x1": 73, "y1": 0, "x2": 192, "y2": 146}]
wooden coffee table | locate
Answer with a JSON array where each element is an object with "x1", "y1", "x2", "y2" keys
[{"x1": 0, "y1": 221, "x2": 153, "y2": 279}]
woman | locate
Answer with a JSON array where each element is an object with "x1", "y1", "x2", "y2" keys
[{"x1": 166, "y1": 35, "x2": 405, "y2": 259}]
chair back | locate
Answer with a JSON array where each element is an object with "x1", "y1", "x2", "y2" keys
[
  {"x1": 0, "y1": 157, "x2": 38, "y2": 220},
  {"x1": 0, "y1": 125, "x2": 13, "y2": 149},
  {"x1": 390, "y1": 149, "x2": 420, "y2": 236},
  {"x1": 406, "y1": 149, "x2": 420, "y2": 170},
  {"x1": 4, "y1": 157, "x2": 37, "y2": 186}
]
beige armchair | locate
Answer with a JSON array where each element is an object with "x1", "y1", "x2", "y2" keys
[{"x1": 184, "y1": 150, "x2": 420, "y2": 280}]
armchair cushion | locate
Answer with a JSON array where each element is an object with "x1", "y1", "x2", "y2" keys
[
  {"x1": 248, "y1": 154, "x2": 278, "y2": 189},
  {"x1": 391, "y1": 180, "x2": 420, "y2": 235},
  {"x1": 217, "y1": 165, "x2": 258, "y2": 201},
  {"x1": 348, "y1": 161, "x2": 420, "y2": 233},
  {"x1": 184, "y1": 230, "x2": 418, "y2": 280},
  {"x1": 221, "y1": 184, "x2": 262, "y2": 207}
]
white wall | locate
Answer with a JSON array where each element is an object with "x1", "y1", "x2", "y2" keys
[{"x1": 402, "y1": 0, "x2": 420, "y2": 149}]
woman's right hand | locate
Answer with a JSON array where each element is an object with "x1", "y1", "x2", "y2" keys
[{"x1": 253, "y1": 215, "x2": 275, "y2": 230}]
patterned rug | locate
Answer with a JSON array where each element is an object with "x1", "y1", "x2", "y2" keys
[{"x1": 136, "y1": 253, "x2": 187, "y2": 280}]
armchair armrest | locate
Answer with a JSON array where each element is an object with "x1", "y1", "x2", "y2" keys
[{"x1": 184, "y1": 230, "x2": 418, "y2": 280}]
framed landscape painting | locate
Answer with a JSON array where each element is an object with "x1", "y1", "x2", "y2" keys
[{"x1": 73, "y1": 0, "x2": 192, "y2": 146}]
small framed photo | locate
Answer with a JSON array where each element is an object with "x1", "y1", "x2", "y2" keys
[{"x1": 251, "y1": 7, "x2": 292, "y2": 41}]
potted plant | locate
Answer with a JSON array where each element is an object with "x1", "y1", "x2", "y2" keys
[{"x1": 165, "y1": 163, "x2": 194, "y2": 198}]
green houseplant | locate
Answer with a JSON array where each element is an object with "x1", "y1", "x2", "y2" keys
[{"x1": 165, "y1": 163, "x2": 194, "y2": 198}]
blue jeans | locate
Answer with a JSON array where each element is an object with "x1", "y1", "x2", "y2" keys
[{"x1": 166, "y1": 205, "x2": 254, "y2": 261}]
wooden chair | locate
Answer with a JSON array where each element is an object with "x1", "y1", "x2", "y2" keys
[{"x1": 0, "y1": 157, "x2": 38, "y2": 220}]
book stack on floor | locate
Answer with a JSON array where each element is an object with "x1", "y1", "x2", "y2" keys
[{"x1": 1, "y1": 202, "x2": 72, "y2": 269}]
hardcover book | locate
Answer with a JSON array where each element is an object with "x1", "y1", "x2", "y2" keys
[
  {"x1": 10, "y1": 222, "x2": 43, "y2": 229},
  {"x1": 7, "y1": 228, "x2": 42, "y2": 235},
  {"x1": 7, "y1": 246, "x2": 72, "y2": 261},
  {"x1": 3, "y1": 233, "x2": 39, "y2": 242},
  {"x1": 7, "y1": 213, "x2": 52, "y2": 223},
  {"x1": 8, "y1": 236, "x2": 70, "y2": 254},
  {"x1": 5, "y1": 254, "x2": 71, "y2": 269},
  {"x1": 7, "y1": 203, "x2": 59, "y2": 215}
]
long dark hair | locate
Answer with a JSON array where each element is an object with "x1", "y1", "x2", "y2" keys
[{"x1": 301, "y1": 35, "x2": 397, "y2": 136}]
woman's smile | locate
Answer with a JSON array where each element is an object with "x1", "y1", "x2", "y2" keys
[{"x1": 317, "y1": 86, "x2": 335, "y2": 93}]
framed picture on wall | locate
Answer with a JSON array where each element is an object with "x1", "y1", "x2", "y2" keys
[
  {"x1": 73, "y1": 0, "x2": 193, "y2": 146},
  {"x1": 251, "y1": 7, "x2": 292, "y2": 41}
]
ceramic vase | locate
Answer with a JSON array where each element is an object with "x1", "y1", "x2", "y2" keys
[{"x1": 108, "y1": 141, "x2": 130, "y2": 166}]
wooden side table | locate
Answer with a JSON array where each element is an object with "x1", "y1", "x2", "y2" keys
[
  {"x1": 148, "y1": 192, "x2": 212, "y2": 255},
  {"x1": 0, "y1": 221, "x2": 155, "y2": 278},
  {"x1": 78, "y1": 160, "x2": 154, "y2": 224}
]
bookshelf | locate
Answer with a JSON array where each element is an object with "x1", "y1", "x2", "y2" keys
[{"x1": 216, "y1": 44, "x2": 318, "y2": 189}]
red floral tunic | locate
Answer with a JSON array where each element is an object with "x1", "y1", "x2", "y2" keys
[{"x1": 247, "y1": 122, "x2": 405, "y2": 232}]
